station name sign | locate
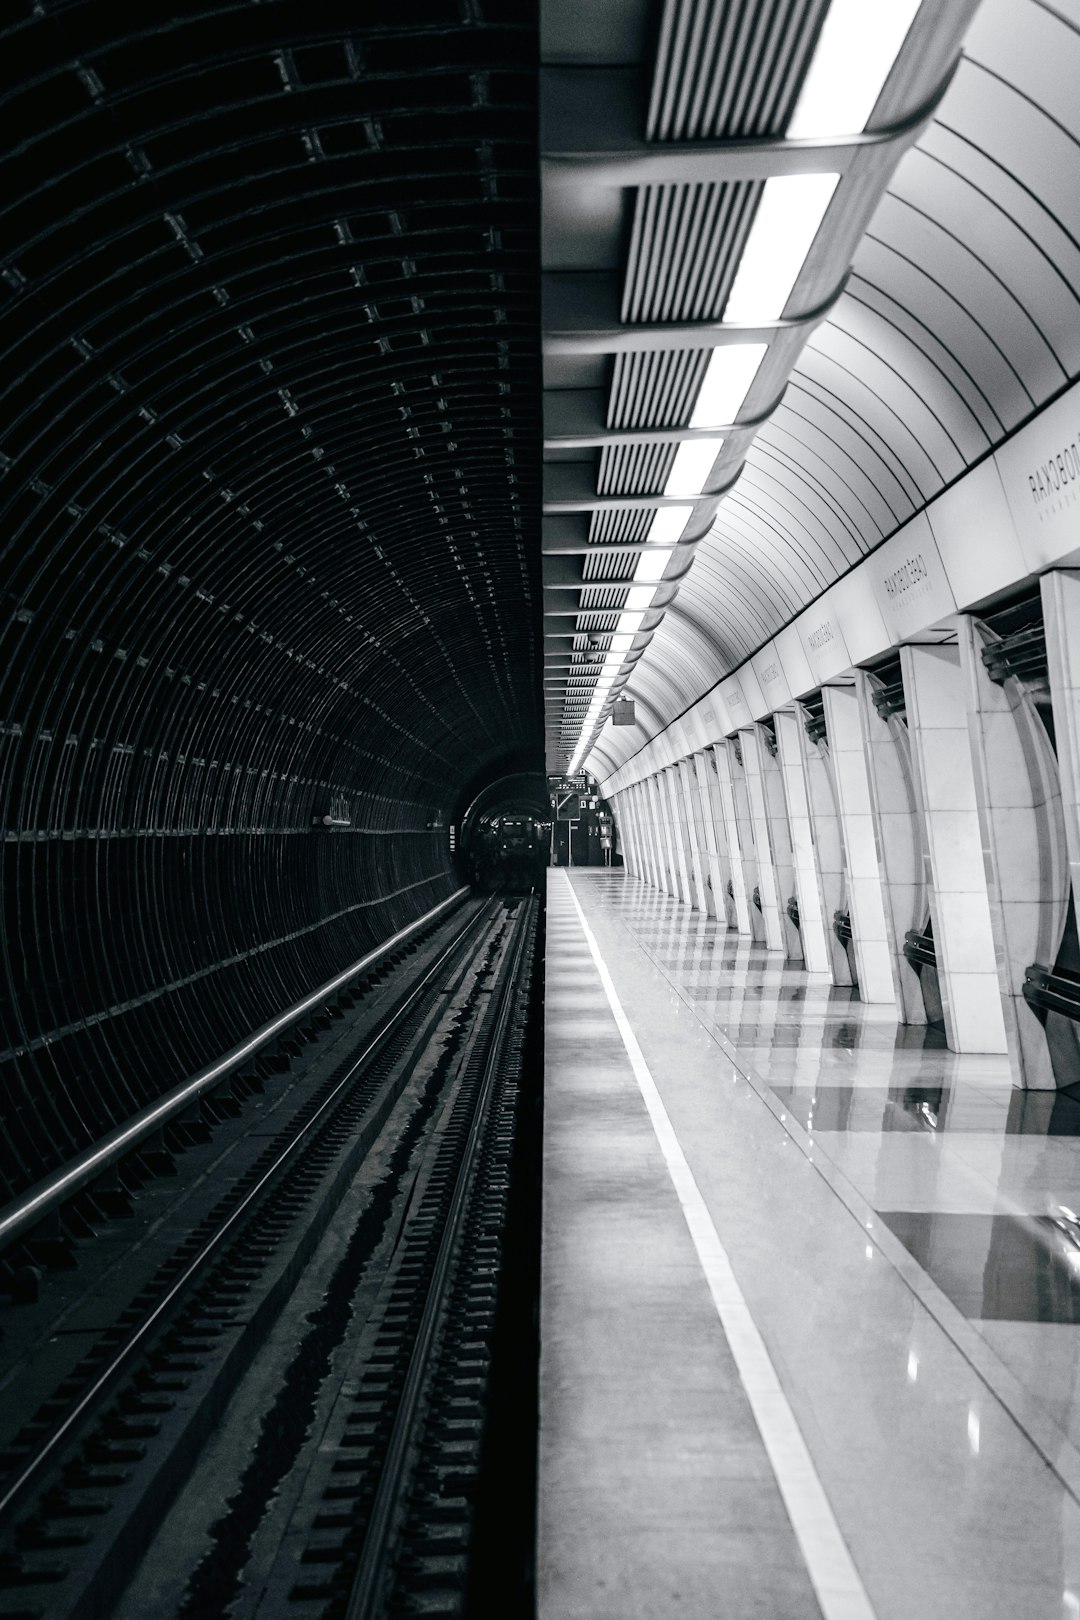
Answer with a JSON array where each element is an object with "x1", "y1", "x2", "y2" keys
[{"x1": 881, "y1": 551, "x2": 929, "y2": 599}]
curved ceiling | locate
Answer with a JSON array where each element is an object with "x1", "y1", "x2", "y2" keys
[
  {"x1": 547, "y1": 0, "x2": 1080, "y2": 780},
  {"x1": 0, "y1": 3, "x2": 541, "y2": 1201}
]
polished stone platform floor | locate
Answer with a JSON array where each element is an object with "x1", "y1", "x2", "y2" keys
[{"x1": 539, "y1": 868, "x2": 1080, "y2": 1620}]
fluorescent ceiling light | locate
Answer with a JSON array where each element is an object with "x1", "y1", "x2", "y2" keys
[
  {"x1": 689, "y1": 344, "x2": 767, "y2": 428},
  {"x1": 646, "y1": 505, "x2": 694, "y2": 545},
  {"x1": 618, "y1": 610, "x2": 646, "y2": 635},
  {"x1": 609, "y1": 633, "x2": 635, "y2": 651},
  {"x1": 624, "y1": 584, "x2": 656, "y2": 612},
  {"x1": 663, "y1": 437, "x2": 724, "y2": 497},
  {"x1": 787, "y1": 0, "x2": 920, "y2": 139},
  {"x1": 723, "y1": 174, "x2": 839, "y2": 324},
  {"x1": 634, "y1": 548, "x2": 671, "y2": 585}
]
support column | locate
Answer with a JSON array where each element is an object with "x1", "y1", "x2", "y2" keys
[
  {"x1": 665, "y1": 763, "x2": 694, "y2": 906},
  {"x1": 712, "y1": 741, "x2": 754, "y2": 937},
  {"x1": 960, "y1": 604, "x2": 1070, "y2": 1087},
  {"x1": 1043, "y1": 570, "x2": 1080, "y2": 916},
  {"x1": 774, "y1": 709, "x2": 832, "y2": 974},
  {"x1": 701, "y1": 747, "x2": 739, "y2": 929},
  {"x1": 740, "y1": 726, "x2": 785, "y2": 951},
  {"x1": 614, "y1": 788, "x2": 639, "y2": 878},
  {"x1": 624, "y1": 784, "x2": 648, "y2": 886},
  {"x1": 635, "y1": 779, "x2": 659, "y2": 891},
  {"x1": 821, "y1": 685, "x2": 897, "y2": 1005},
  {"x1": 760, "y1": 725, "x2": 802, "y2": 959},
  {"x1": 690, "y1": 752, "x2": 724, "y2": 920},
  {"x1": 902, "y1": 643, "x2": 1008, "y2": 1053},
  {"x1": 659, "y1": 767, "x2": 693, "y2": 903},
  {"x1": 794, "y1": 706, "x2": 851, "y2": 985},
  {"x1": 680, "y1": 758, "x2": 712, "y2": 913},
  {"x1": 729, "y1": 737, "x2": 766, "y2": 942},
  {"x1": 650, "y1": 774, "x2": 676, "y2": 900},
  {"x1": 856, "y1": 670, "x2": 929, "y2": 1025},
  {"x1": 1042, "y1": 570, "x2": 1080, "y2": 1087}
]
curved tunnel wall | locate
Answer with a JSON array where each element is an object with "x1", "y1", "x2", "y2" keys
[
  {"x1": 0, "y1": 3, "x2": 542, "y2": 1201},
  {"x1": 598, "y1": 0, "x2": 1080, "y2": 772}
]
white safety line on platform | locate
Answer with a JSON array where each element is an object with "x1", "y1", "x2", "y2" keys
[{"x1": 560, "y1": 871, "x2": 878, "y2": 1620}]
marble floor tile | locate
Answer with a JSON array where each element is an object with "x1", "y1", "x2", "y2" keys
[{"x1": 543, "y1": 869, "x2": 1080, "y2": 1620}]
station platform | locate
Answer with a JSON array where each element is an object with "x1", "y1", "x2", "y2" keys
[{"x1": 539, "y1": 868, "x2": 1080, "y2": 1620}]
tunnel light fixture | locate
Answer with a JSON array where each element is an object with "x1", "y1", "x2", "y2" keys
[
  {"x1": 646, "y1": 505, "x2": 694, "y2": 545},
  {"x1": 624, "y1": 584, "x2": 656, "y2": 612},
  {"x1": 787, "y1": 0, "x2": 921, "y2": 139},
  {"x1": 633, "y1": 548, "x2": 672, "y2": 585},
  {"x1": 722, "y1": 174, "x2": 839, "y2": 324},
  {"x1": 618, "y1": 610, "x2": 646, "y2": 635},
  {"x1": 609, "y1": 633, "x2": 635, "y2": 651},
  {"x1": 663, "y1": 437, "x2": 724, "y2": 497},
  {"x1": 689, "y1": 344, "x2": 767, "y2": 428}
]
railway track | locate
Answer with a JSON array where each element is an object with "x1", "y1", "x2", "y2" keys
[{"x1": 0, "y1": 893, "x2": 541, "y2": 1620}]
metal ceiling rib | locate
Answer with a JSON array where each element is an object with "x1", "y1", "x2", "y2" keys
[
  {"x1": 622, "y1": 181, "x2": 763, "y2": 322},
  {"x1": 588, "y1": 509, "x2": 655, "y2": 544},
  {"x1": 541, "y1": 0, "x2": 982, "y2": 772},
  {"x1": 607, "y1": 349, "x2": 710, "y2": 429},
  {"x1": 597, "y1": 443, "x2": 675, "y2": 495},
  {"x1": 646, "y1": 0, "x2": 829, "y2": 141},
  {"x1": 583, "y1": 546, "x2": 641, "y2": 581}
]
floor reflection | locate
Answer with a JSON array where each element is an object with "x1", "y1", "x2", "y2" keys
[
  {"x1": 570, "y1": 870, "x2": 1080, "y2": 1597},
  {"x1": 881, "y1": 1211, "x2": 1080, "y2": 1322}
]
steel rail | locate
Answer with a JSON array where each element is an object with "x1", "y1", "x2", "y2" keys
[
  {"x1": 0, "y1": 887, "x2": 470, "y2": 1255},
  {"x1": 0, "y1": 895, "x2": 494, "y2": 1526},
  {"x1": 344, "y1": 898, "x2": 535, "y2": 1619}
]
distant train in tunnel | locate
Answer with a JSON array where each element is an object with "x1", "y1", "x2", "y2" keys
[{"x1": 466, "y1": 815, "x2": 549, "y2": 895}]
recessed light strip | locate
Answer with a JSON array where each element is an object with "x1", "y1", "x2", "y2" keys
[
  {"x1": 723, "y1": 174, "x2": 839, "y2": 325},
  {"x1": 568, "y1": 0, "x2": 921, "y2": 771},
  {"x1": 788, "y1": 0, "x2": 922, "y2": 140}
]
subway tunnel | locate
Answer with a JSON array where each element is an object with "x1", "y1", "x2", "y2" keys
[
  {"x1": 0, "y1": 2, "x2": 544, "y2": 1202},
  {"x1": 4, "y1": 1, "x2": 1080, "y2": 1617}
]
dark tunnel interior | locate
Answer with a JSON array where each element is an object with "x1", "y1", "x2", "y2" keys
[{"x1": 0, "y1": 2, "x2": 543, "y2": 1202}]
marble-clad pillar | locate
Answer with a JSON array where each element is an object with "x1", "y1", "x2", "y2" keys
[
  {"x1": 774, "y1": 708, "x2": 832, "y2": 974},
  {"x1": 628, "y1": 785, "x2": 648, "y2": 881},
  {"x1": 760, "y1": 724, "x2": 802, "y2": 959},
  {"x1": 647, "y1": 773, "x2": 675, "y2": 895},
  {"x1": 793, "y1": 704, "x2": 851, "y2": 984},
  {"x1": 820, "y1": 684, "x2": 897, "y2": 1005},
  {"x1": 622, "y1": 785, "x2": 642, "y2": 882},
  {"x1": 676, "y1": 759, "x2": 710, "y2": 911},
  {"x1": 668, "y1": 765, "x2": 698, "y2": 905},
  {"x1": 617, "y1": 787, "x2": 641, "y2": 879},
  {"x1": 711, "y1": 741, "x2": 753, "y2": 936},
  {"x1": 692, "y1": 751, "x2": 725, "y2": 921},
  {"x1": 635, "y1": 780, "x2": 662, "y2": 890},
  {"x1": 1041, "y1": 570, "x2": 1080, "y2": 1085},
  {"x1": 901, "y1": 643, "x2": 1008, "y2": 1054},
  {"x1": 656, "y1": 768, "x2": 684, "y2": 900},
  {"x1": 728, "y1": 735, "x2": 766, "y2": 942},
  {"x1": 960, "y1": 602, "x2": 1070, "y2": 1087},
  {"x1": 700, "y1": 747, "x2": 739, "y2": 928},
  {"x1": 683, "y1": 755, "x2": 717, "y2": 915},
  {"x1": 856, "y1": 668, "x2": 929, "y2": 1025},
  {"x1": 739, "y1": 725, "x2": 786, "y2": 951},
  {"x1": 1042, "y1": 570, "x2": 1080, "y2": 914}
]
